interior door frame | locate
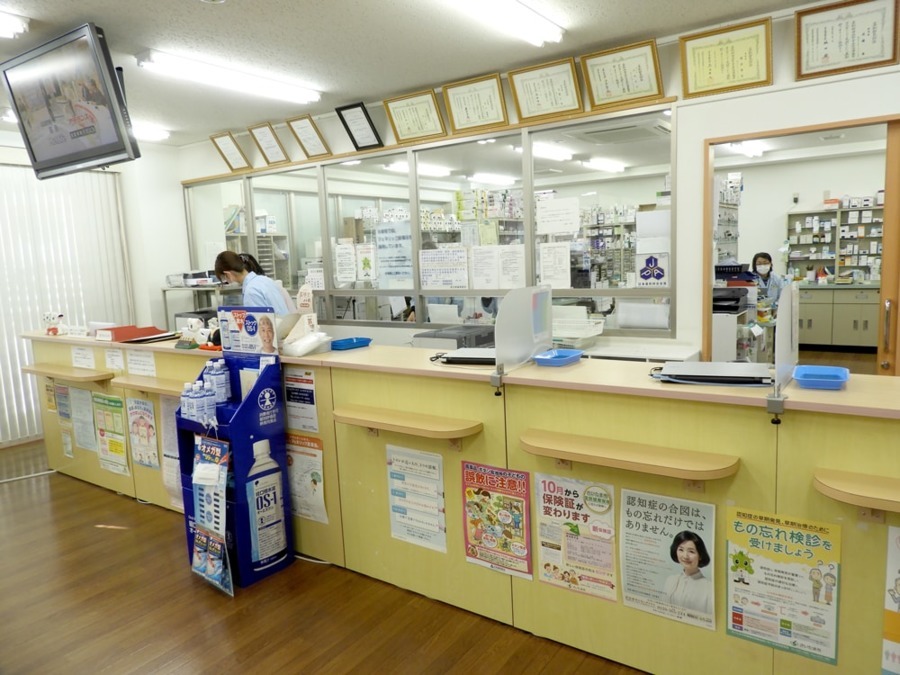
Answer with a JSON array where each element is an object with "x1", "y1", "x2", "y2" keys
[{"x1": 701, "y1": 114, "x2": 900, "y2": 373}]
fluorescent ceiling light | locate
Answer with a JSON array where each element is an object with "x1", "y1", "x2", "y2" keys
[
  {"x1": 0, "y1": 11, "x2": 28, "y2": 39},
  {"x1": 583, "y1": 158, "x2": 626, "y2": 173},
  {"x1": 135, "y1": 50, "x2": 320, "y2": 105},
  {"x1": 727, "y1": 141, "x2": 765, "y2": 158},
  {"x1": 477, "y1": 139, "x2": 496, "y2": 145},
  {"x1": 340, "y1": 160, "x2": 361, "y2": 166},
  {"x1": 0, "y1": 107, "x2": 16, "y2": 124},
  {"x1": 132, "y1": 122, "x2": 170, "y2": 142},
  {"x1": 385, "y1": 161, "x2": 451, "y2": 178},
  {"x1": 469, "y1": 172, "x2": 517, "y2": 186},
  {"x1": 515, "y1": 142, "x2": 573, "y2": 161},
  {"x1": 449, "y1": 0, "x2": 563, "y2": 47}
]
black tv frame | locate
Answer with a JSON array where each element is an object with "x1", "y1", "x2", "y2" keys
[{"x1": 0, "y1": 22, "x2": 140, "y2": 179}]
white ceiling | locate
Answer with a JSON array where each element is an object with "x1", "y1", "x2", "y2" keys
[{"x1": 0, "y1": 0, "x2": 811, "y2": 149}]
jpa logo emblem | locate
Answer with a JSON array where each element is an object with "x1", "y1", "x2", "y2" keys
[{"x1": 258, "y1": 388, "x2": 277, "y2": 411}]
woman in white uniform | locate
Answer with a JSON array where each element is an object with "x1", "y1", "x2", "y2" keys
[{"x1": 663, "y1": 530, "x2": 713, "y2": 615}]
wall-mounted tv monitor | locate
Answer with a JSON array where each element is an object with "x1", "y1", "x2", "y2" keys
[{"x1": 0, "y1": 22, "x2": 140, "y2": 180}]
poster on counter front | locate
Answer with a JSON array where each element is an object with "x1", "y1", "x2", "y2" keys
[
  {"x1": 284, "y1": 367, "x2": 318, "y2": 432},
  {"x1": 884, "y1": 526, "x2": 900, "y2": 673},
  {"x1": 620, "y1": 490, "x2": 715, "y2": 630},
  {"x1": 287, "y1": 433, "x2": 328, "y2": 524},
  {"x1": 536, "y1": 473, "x2": 617, "y2": 600},
  {"x1": 92, "y1": 393, "x2": 129, "y2": 475},
  {"x1": 127, "y1": 397, "x2": 159, "y2": 469},
  {"x1": 387, "y1": 445, "x2": 445, "y2": 552},
  {"x1": 726, "y1": 506, "x2": 841, "y2": 665},
  {"x1": 463, "y1": 461, "x2": 532, "y2": 579}
]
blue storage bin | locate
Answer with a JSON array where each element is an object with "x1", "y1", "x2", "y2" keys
[
  {"x1": 793, "y1": 365, "x2": 849, "y2": 390},
  {"x1": 331, "y1": 337, "x2": 372, "y2": 350},
  {"x1": 533, "y1": 349, "x2": 583, "y2": 367}
]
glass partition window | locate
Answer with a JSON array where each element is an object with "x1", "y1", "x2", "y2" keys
[
  {"x1": 186, "y1": 178, "x2": 247, "y2": 268},
  {"x1": 414, "y1": 135, "x2": 524, "y2": 324},
  {"x1": 529, "y1": 110, "x2": 673, "y2": 334}
]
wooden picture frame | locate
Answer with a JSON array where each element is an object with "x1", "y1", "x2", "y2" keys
[
  {"x1": 508, "y1": 57, "x2": 583, "y2": 122},
  {"x1": 581, "y1": 40, "x2": 664, "y2": 110},
  {"x1": 210, "y1": 131, "x2": 251, "y2": 171},
  {"x1": 680, "y1": 18, "x2": 772, "y2": 98},
  {"x1": 335, "y1": 102, "x2": 384, "y2": 151},
  {"x1": 286, "y1": 114, "x2": 331, "y2": 158},
  {"x1": 248, "y1": 122, "x2": 290, "y2": 166},
  {"x1": 796, "y1": 0, "x2": 899, "y2": 80},
  {"x1": 384, "y1": 90, "x2": 447, "y2": 143},
  {"x1": 442, "y1": 73, "x2": 509, "y2": 134}
]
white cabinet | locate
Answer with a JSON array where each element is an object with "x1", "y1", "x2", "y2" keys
[
  {"x1": 831, "y1": 289, "x2": 879, "y2": 347},
  {"x1": 797, "y1": 289, "x2": 833, "y2": 345}
]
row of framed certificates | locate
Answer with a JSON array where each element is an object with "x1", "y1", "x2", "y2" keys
[{"x1": 212, "y1": 0, "x2": 898, "y2": 171}]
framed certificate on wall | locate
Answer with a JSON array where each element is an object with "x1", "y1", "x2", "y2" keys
[
  {"x1": 508, "y1": 58, "x2": 583, "y2": 122},
  {"x1": 335, "y1": 102, "x2": 384, "y2": 151},
  {"x1": 680, "y1": 18, "x2": 772, "y2": 98},
  {"x1": 210, "y1": 131, "x2": 251, "y2": 172},
  {"x1": 796, "y1": 0, "x2": 899, "y2": 80},
  {"x1": 581, "y1": 40, "x2": 664, "y2": 110},
  {"x1": 248, "y1": 122, "x2": 290, "y2": 165},
  {"x1": 286, "y1": 115, "x2": 331, "y2": 158},
  {"x1": 384, "y1": 90, "x2": 446, "y2": 143},
  {"x1": 442, "y1": 73, "x2": 509, "y2": 134}
]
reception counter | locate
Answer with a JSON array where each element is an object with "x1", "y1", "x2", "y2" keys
[{"x1": 22, "y1": 335, "x2": 899, "y2": 674}]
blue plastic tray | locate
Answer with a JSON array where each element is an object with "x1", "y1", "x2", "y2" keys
[
  {"x1": 793, "y1": 365, "x2": 849, "y2": 390},
  {"x1": 533, "y1": 348, "x2": 583, "y2": 367},
  {"x1": 331, "y1": 337, "x2": 372, "y2": 351}
]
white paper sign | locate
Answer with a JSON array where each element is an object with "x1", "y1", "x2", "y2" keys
[{"x1": 126, "y1": 350, "x2": 156, "y2": 377}]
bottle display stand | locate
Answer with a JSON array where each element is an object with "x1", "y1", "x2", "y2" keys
[{"x1": 176, "y1": 349, "x2": 293, "y2": 591}]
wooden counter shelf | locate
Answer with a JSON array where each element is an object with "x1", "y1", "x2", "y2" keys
[
  {"x1": 22, "y1": 363, "x2": 115, "y2": 383},
  {"x1": 520, "y1": 428, "x2": 740, "y2": 480},
  {"x1": 813, "y1": 468, "x2": 900, "y2": 512},
  {"x1": 333, "y1": 404, "x2": 483, "y2": 449},
  {"x1": 110, "y1": 375, "x2": 185, "y2": 397}
]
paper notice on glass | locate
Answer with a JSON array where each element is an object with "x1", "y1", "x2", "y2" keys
[
  {"x1": 420, "y1": 248, "x2": 469, "y2": 290},
  {"x1": 356, "y1": 243, "x2": 376, "y2": 281},
  {"x1": 536, "y1": 197, "x2": 580, "y2": 235},
  {"x1": 500, "y1": 245, "x2": 526, "y2": 288},
  {"x1": 539, "y1": 242, "x2": 572, "y2": 289},
  {"x1": 126, "y1": 350, "x2": 156, "y2": 377},
  {"x1": 471, "y1": 246, "x2": 500, "y2": 288},
  {"x1": 284, "y1": 366, "x2": 318, "y2": 433},
  {"x1": 71, "y1": 346, "x2": 95, "y2": 369},
  {"x1": 636, "y1": 253, "x2": 669, "y2": 289},
  {"x1": 636, "y1": 209, "x2": 670, "y2": 238},
  {"x1": 376, "y1": 221, "x2": 414, "y2": 287},
  {"x1": 478, "y1": 220, "x2": 499, "y2": 245},
  {"x1": 536, "y1": 473, "x2": 617, "y2": 601},
  {"x1": 620, "y1": 490, "x2": 715, "y2": 630},
  {"x1": 334, "y1": 243, "x2": 357, "y2": 283},
  {"x1": 287, "y1": 434, "x2": 328, "y2": 524},
  {"x1": 387, "y1": 445, "x2": 446, "y2": 553},
  {"x1": 159, "y1": 395, "x2": 183, "y2": 510},
  {"x1": 70, "y1": 386, "x2": 98, "y2": 451},
  {"x1": 306, "y1": 266, "x2": 325, "y2": 290}
]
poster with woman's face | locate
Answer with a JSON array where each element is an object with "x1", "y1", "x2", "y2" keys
[
  {"x1": 619, "y1": 489, "x2": 716, "y2": 630},
  {"x1": 127, "y1": 397, "x2": 159, "y2": 469},
  {"x1": 218, "y1": 307, "x2": 277, "y2": 354}
]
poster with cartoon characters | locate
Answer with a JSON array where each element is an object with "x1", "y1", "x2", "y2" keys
[
  {"x1": 726, "y1": 506, "x2": 841, "y2": 665},
  {"x1": 882, "y1": 526, "x2": 900, "y2": 673},
  {"x1": 127, "y1": 397, "x2": 160, "y2": 469},
  {"x1": 535, "y1": 473, "x2": 617, "y2": 600},
  {"x1": 462, "y1": 461, "x2": 531, "y2": 579}
]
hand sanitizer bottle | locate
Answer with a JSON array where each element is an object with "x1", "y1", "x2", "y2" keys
[{"x1": 246, "y1": 438, "x2": 287, "y2": 571}]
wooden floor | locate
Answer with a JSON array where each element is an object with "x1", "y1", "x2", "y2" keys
[{"x1": 0, "y1": 442, "x2": 643, "y2": 675}]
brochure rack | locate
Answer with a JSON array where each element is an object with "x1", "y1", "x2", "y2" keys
[{"x1": 176, "y1": 309, "x2": 293, "y2": 592}]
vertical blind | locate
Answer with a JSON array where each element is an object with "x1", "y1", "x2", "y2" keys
[{"x1": 0, "y1": 165, "x2": 132, "y2": 447}]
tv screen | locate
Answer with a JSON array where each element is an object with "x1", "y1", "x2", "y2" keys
[{"x1": 0, "y1": 22, "x2": 140, "y2": 179}]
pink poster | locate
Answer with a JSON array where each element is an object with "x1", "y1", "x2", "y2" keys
[{"x1": 462, "y1": 461, "x2": 531, "y2": 579}]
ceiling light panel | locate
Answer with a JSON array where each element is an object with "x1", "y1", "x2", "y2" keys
[{"x1": 447, "y1": 0, "x2": 563, "y2": 47}]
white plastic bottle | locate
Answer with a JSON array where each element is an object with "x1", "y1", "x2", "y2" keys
[
  {"x1": 202, "y1": 382, "x2": 216, "y2": 424},
  {"x1": 181, "y1": 382, "x2": 194, "y2": 421},
  {"x1": 246, "y1": 438, "x2": 287, "y2": 571},
  {"x1": 190, "y1": 382, "x2": 203, "y2": 423},
  {"x1": 219, "y1": 360, "x2": 232, "y2": 399},
  {"x1": 212, "y1": 361, "x2": 228, "y2": 403}
]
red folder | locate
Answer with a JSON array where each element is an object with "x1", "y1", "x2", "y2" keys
[{"x1": 95, "y1": 325, "x2": 175, "y2": 343}]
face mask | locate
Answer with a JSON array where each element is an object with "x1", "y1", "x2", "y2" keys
[{"x1": 756, "y1": 265, "x2": 771, "y2": 275}]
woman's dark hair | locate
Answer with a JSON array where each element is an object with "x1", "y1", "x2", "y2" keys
[
  {"x1": 669, "y1": 530, "x2": 711, "y2": 567},
  {"x1": 239, "y1": 252, "x2": 266, "y2": 275},
  {"x1": 751, "y1": 252, "x2": 773, "y2": 273},
  {"x1": 214, "y1": 250, "x2": 244, "y2": 279}
]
